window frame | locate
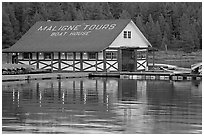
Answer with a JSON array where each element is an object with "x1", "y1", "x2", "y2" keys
[
  {"x1": 44, "y1": 52, "x2": 52, "y2": 60},
  {"x1": 128, "y1": 31, "x2": 131, "y2": 38},
  {"x1": 23, "y1": 52, "x2": 32, "y2": 60},
  {"x1": 66, "y1": 53, "x2": 73, "y2": 60},
  {"x1": 88, "y1": 52, "x2": 97, "y2": 60},
  {"x1": 105, "y1": 52, "x2": 117, "y2": 60},
  {"x1": 124, "y1": 31, "x2": 131, "y2": 38},
  {"x1": 137, "y1": 51, "x2": 146, "y2": 59},
  {"x1": 124, "y1": 31, "x2": 127, "y2": 38}
]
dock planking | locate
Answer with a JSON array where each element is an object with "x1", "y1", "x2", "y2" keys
[
  {"x1": 89, "y1": 72, "x2": 202, "y2": 81},
  {"x1": 2, "y1": 71, "x2": 201, "y2": 82},
  {"x1": 2, "y1": 72, "x2": 90, "y2": 82}
]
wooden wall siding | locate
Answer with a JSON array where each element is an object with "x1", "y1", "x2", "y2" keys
[
  {"x1": 96, "y1": 61, "x2": 104, "y2": 71},
  {"x1": 18, "y1": 60, "x2": 29, "y2": 65},
  {"x1": 73, "y1": 61, "x2": 81, "y2": 71},
  {"x1": 61, "y1": 61, "x2": 74, "y2": 71},
  {"x1": 106, "y1": 60, "x2": 118, "y2": 71},
  {"x1": 82, "y1": 60, "x2": 104, "y2": 71},
  {"x1": 38, "y1": 60, "x2": 52, "y2": 70},
  {"x1": 14, "y1": 48, "x2": 148, "y2": 72},
  {"x1": 52, "y1": 61, "x2": 59, "y2": 71},
  {"x1": 30, "y1": 61, "x2": 37, "y2": 68},
  {"x1": 137, "y1": 60, "x2": 146, "y2": 70}
]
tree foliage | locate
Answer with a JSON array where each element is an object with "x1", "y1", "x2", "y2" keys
[{"x1": 2, "y1": 2, "x2": 202, "y2": 52}]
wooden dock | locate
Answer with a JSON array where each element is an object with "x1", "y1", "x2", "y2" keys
[
  {"x1": 2, "y1": 72, "x2": 89, "y2": 82},
  {"x1": 2, "y1": 71, "x2": 202, "y2": 82},
  {"x1": 89, "y1": 72, "x2": 202, "y2": 81}
]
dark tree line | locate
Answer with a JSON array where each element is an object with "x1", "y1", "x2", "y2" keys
[{"x1": 2, "y1": 2, "x2": 202, "y2": 52}]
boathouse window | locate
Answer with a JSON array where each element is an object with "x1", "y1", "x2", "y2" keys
[
  {"x1": 137, "y1": 51, "x2": 146, "y2": 59},
  {"x1": 128, "y1": 31, "x2": 131, "y2": 38},
  {"x1": 23, "y1": 52, "x2": 32, "y2": 60},
  {"x1": 44, "y1": 52, "x2": 52, "y2": 60},
  {"x1": 106, "y1": 52, "x2": 117, "y2": 60},
  {"x1": 88, "y1": 52, "x2": 97, "y2": 60},
  {"x1": 124, "y1": 31, "x2": 131, "y2": 38},
  {"x1": 61, "y1": 53, "x2": 65, "y2": 59},
  {"x1": 124, "y1": 31, "x2": 127, "y2": 38},
  {"x1": 67, "y1": 53, "x2": 73, "y2": 59}
]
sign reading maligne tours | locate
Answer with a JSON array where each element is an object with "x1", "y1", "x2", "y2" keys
[{"x1": 37, "y1": 23, "x2": 117, "y2": 36}]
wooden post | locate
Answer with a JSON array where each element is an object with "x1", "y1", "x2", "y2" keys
[
  {"x1": 118, "y1": 79, "x2": 122, "y2": 100},
  {"x1": 134, "y1": 49, "x2": 137, "y2": 71},
  {"x1": 73, "y1": 81, "x2": 76, "y2": 101},
  {"x1": 118, "y1": 48, "x2": 122, "y2": 72},
  {"x1": 51, "y1": 52, "x2": 53, "y2": 72},
  {"x1": 6, "y1": 53, "x2": 9, "y2": 63},
  {"x1": 146, "y1": 49, "x2": 149, "y2": 71},
  {"x1": 80, "y1": 80, "x2": 83, "y2": 102},
  {"x1": 16, "y1": 53, "x2": 18, "y2": 64},
  {"x1": 58, "y1": 79, "x2": 61, "y2": 100},
  {"x1": 153, "y1": 49, "x2": 155, "y2": 69},
  {"x1": 80, "y1": 52, "x2": 83, "y2": 72},
  {"x1": 36, "y1": 52, "x2": 39, "y2": 69},
  {"x1": 96, "y1": 52, "x2": 98, "y2": 72},
  {"x1": 29, "y1": 52, "x2": 31, "y2": 65},
  {"x1": 103, "y1": 80, "x2": 107, "y2": 104},
  {"x1": 58, "y1": 52, "x2": 61, "y2": 72},
  {"x1": 73, "y1": 52, "x2": 76, "y2": 72},
  {"x1": 103, "y1": 50, "x2": 106, "y2": 72}
]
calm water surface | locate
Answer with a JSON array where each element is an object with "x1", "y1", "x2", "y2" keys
[{"x1": 2, "y1": 78, "x2": 202, "y2": 134}]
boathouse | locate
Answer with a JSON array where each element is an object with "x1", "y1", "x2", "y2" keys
[{"x1": 3, "y1": 19, "x2": 152, "y2": 72}]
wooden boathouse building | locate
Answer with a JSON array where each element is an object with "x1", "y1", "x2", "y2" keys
[{"x1": 3, "y1": 19, "x2": 152, "y2": 72}]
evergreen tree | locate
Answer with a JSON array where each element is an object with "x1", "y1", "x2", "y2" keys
[
  {"x1": 44, "y1": 2, "x2": 64, "y2": 21},
  {"x1": 32, "y1": 11, "x2": 45, "y2": 22},
  {"x1": 119, "y1": 9, "x2": 131, "y2": 19},
  {"x1": 135, "y1": 15, "x2": 146, "y2": 37},
  {"x1": 61, "y1": 3, "x2": 75, "y2": 21},
  {"x1": 179, "y1": 13, "x2": 195, "y2": 51},
  {"x1": 154, "y1": 21, "x2": 163, "y2": 48},
  {"x1": 158, "y1": 14, "x2": 166, "y2": 36},
  {"x1": 145, "y1": 14, "x2": 154, "y2": 41},
  {"x1": 3, "y1": 3, "x2": 20, "y2": 40},
  {"x1": 13, "y1": 3, "x2": 26, "y2": 33},
  {"x1": 161, "y1": 31, "x2": 169, "y2": 51},
  {"x1": 138, "y1": 2, "x2": 150, "y2": 23},
  {"x1": 108, "y1": 2, "x2": 123, "y2": 19},
  {"x1": 145, "y1": 14, "x2": 163, "y2": 49},
  {"x1": 2, "y1": 7, "x2": 15, "y2": 48},
  {"x1": 147, "y1": 2, "x2": 164, "y2": 22}
]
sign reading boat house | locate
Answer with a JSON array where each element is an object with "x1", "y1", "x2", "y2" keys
[{"x1": 3, "y1": 19, "x2": 152, "y2": 72}]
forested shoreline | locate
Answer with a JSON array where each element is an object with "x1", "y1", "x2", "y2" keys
[{"x1": 2, "y1": 2, "x2": 202, "y2": 52}]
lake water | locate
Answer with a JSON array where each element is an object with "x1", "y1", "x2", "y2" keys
[{"x1": 2, "y1": 78, "x2": 202, "y2": 134}]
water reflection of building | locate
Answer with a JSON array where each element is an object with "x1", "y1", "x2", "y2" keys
[
  {"x1": 4, "y1": 79, "x2": 149, "y2": 111},
  {"x1": 3, "y1": 79, "x2": 149, "y2": 133},
  {"x1": 3, "y1": 79, "x2": 201, "y2": 133}
]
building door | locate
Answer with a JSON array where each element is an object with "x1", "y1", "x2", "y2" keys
[{"x1": 121, "y1": 49, "x2": 135, "y2": 72}]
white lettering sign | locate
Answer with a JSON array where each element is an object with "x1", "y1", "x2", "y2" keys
[
  {"x1": 69, "y1": 31, "x2": 91, "y2": 36},
  {"x1": 37, "y1": 23, "x2": 117, "y2": 37}
]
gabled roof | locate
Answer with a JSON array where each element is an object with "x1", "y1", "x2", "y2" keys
[
  {"x1": 3, "y1": 19, "x2": 130, "y2": 53},
  {"x1": 3, "y1": 19, "x2": 150, "y2": 53}
]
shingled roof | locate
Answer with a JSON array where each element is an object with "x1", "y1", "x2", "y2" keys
[{"x1": 3, "y1": 19, "x2": 148, "y2": 53}]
